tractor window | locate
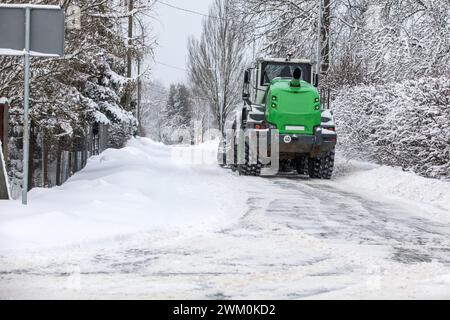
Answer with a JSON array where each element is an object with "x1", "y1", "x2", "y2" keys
[{"x1": 261, "y1": 62, "x2": 312, "y2": 86}]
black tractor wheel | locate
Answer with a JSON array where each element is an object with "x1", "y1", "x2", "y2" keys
[
  {"x1": 238, "y1": 143, "x2": 261, "y2": 176},
  {"x1": 230, "y1": 143, "x2": 238, "y2": 172},
  {"x1": 308, "y1": 150, "x2": 335, "y2": 179},
  {"x1": 295, "y1": 157, "x2": 308, "y2": 175}
]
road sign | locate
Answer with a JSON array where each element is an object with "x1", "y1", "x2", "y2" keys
[
  {"x1": 0, "y1": 4, "x2": 65, "y2": 204},
  {"x1": 0, "y1": 5, "x2": 65, "y2": 57}
]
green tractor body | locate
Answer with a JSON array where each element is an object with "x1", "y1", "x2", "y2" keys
[
  {"x1": 219, "y1": 58, "x2": 337, "y2": 179},
  {"x1": 267, "y1": 78, "x2": 321, "y2": 135}
]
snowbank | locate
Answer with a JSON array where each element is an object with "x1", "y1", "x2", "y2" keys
[
  {"x1": 333, "y1": 77, "x2": 450, "y2": 179},
  {"x1": 0, "y1": 138, "x2": 248, "y2": 252},
  {"x1": 332, "y1": 157, "x2": 450, "y2": 217}
]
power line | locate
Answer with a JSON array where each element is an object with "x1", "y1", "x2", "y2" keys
[
  {"x1": 155, "y1": 0, "x2": 225, "y2": 20},
  {"x1": 154, "y1": 60, "x2": 187, "y2": 72}
]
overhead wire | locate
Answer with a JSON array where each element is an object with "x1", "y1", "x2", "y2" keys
[
  {"x1": 152, "y1": 0, "x2": 231, "y2": 73},
  {"x1": 154, "y1": 0, "x2": 226, "y2": 21},
  {"x1": 154, "y1": 60, "x2": 188, "y2": 72}
]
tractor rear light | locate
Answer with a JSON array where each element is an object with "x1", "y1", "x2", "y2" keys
[
  {"x1": 315, "y1": 105, "x2": 320, "y2": 110},
  {"x1": 271, "y1": 102, "x2": 277, "y2": 108}
]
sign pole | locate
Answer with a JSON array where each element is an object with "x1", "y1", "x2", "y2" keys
[
  {"x1": 0, "y1": 4, "x2": 65, "y2": 204},
  {"x1": 22, "y1": 6, "x2": 31, "y2": 205}
]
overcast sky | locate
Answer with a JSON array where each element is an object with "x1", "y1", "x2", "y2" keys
[{"x1": 148, "y1": 0, "x2": 213, "y2": 87}]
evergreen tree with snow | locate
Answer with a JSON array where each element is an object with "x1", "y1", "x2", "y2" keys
[{"x1": 161, "y1": 84, "x2": 192, "y2": 144}]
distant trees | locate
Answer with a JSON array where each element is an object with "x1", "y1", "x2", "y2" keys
[
  {"x1": 140, "y1": 81, "x2": 169, "y2": 142},
  {"x1": 141, "y1": 81, "x2": 216, "y2": 145},
  {"x1": 187, "y1": 0, "x2": 248, "y2": 133},
  {"x1": 161, "y1": 83, "x2": 192, "y2": 144}
]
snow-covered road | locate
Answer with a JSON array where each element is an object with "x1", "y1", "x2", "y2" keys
[{"x1": 1, "y1": 138, "x2": 450, "y2": 299}]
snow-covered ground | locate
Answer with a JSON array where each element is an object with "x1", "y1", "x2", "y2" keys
[
  {"x1": 0, "y1": 138, "x2": 449, "y2": 299},
  {"x1": 0, "y1": 139, "x2": 247, "y2": 252}
]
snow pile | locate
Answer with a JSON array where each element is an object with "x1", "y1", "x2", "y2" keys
[
  {"x1": 333, "y1": 77, "x2": 450, "y2": 179},
  {"x1": 333, "y1": 157, "x2": 450, "y2": 215},
  {"x1": 0, "y1": 138, "x2": 248, "y2": 252}
]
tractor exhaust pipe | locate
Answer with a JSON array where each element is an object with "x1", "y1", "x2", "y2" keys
[{"x1": 290, "y1": 68, "x2": 302, "y2": 88}]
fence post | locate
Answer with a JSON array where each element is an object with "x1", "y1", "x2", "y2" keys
[
  {"x1": 42, "y1": 134, "x2": 49, "y2": 187},
  {"x1": 56, "y1": 147, "x2": 61, "y2": 186},
  {"x1": 0, "y1": 100, "x2": 9, "y2": 199},
  {"x1": 0, "y1": 100, "x2": 8, "y2": 159},
  {"x1": 28, "y1": 121, "x2": 35, "y2": 191},
  {"x1": 0, "y1": 140, "x2": 9, "y2": 200}
]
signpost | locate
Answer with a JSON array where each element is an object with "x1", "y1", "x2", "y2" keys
[{"x1": 0, "y1": 4, "x2": 65, "y2": 204}]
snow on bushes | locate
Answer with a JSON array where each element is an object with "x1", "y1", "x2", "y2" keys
[{"x1": 333, "y1": 77, "x2": 450, "y2": 179}]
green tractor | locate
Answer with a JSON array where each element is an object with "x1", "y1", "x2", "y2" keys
[{"x1": 219, "y1": 57, "x2": 337, "y2": 178}]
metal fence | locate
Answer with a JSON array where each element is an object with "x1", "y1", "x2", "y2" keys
[
  {"x1": 31, "y1": 122, "x2": 109, "y2": 189},
  {"x1": 320, "y1": 87, "x2": 332, "y2": 110},
  {"x1": 5, "y1": 120, "x2": 109, "y2": 199}
]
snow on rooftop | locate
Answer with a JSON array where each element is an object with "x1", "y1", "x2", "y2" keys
[
  {"x1": 0, "y1": 97, "x2": 9, "y2": 105},
  {"x1": 257, "y1": 57, "x2": 312, "y2": 64}
]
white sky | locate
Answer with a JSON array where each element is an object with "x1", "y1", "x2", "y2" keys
[{"x1": 148, "y1": 0, "x2": 213, "y2": 87}]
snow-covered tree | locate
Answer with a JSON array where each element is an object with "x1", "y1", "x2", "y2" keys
[
  {"x1": 334, "y1": 77, "x2": 450, "y2": 179},
  {"x1": 140, "y1": 81, "x2": 169, "y2": 141},
  {"x1": 234, "y1": 0, "x2": 449, "y2": 87},
  {"x1": 161, "y1": 84, "x2": 192, "y2": 144},
  {"x1": 187, "y1": 0, "x2": 248, "y2": 133}
]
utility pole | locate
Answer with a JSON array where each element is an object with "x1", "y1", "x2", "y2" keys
[
  {"x1": 126, "y1": 0, "x2": 134, "y2": 111},
  {"x1": 252, "y1": 35, "x2": 256, "y2": 61},
  {"x1": 316, "y1": 0, "x2": 331, "y2": 76},
  {"x1": 321, "y1": 0, "x2": 331, "y2": 76},
  {"x1": 316, "y1": 0, "x2": 322, "y2": 76},
  {"x1": 127, "y1": 0, "x2": 133, "y2": 80},
  {"x1": 137, "y1": 58, "x2": 142, "y2": 135}
]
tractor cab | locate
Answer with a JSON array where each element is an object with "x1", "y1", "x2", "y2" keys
[{"x1": 243, "y1": 58, "x2": 318, "y2": 107}]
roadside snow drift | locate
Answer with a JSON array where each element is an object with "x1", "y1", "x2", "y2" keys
[
  {"x1": 331, "y1": 157, "x2": 450, "y2": 220},
  {"x1": 0, "y1": 138, "x2": 248, "y2": 252}
]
